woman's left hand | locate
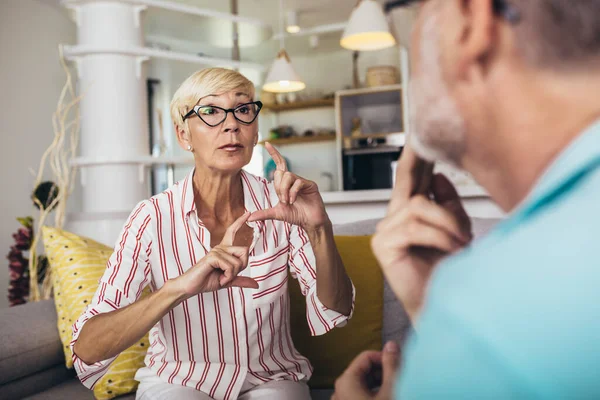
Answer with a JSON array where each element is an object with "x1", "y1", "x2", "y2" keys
[{"x1": 248, "y1": 142, "x2": 329, "y2": 230}]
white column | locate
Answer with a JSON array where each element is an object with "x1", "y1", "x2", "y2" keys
[{"x1": 66, "y1": 1, "x2": 150, "y2": 245}]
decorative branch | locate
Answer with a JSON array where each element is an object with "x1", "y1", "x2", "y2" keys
[{"x1": 28, "y1": 46, "x2": 82, "y2": 301}]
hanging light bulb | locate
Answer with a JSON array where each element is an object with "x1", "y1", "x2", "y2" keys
[
  {"x1": 263, "y1": 49, "x2": 306, "y2": 92},
  {"x1": 286, "y1": 11, "x2": 300, "y2": 34},
  {"x1": 341, "y1": 0, "x2": 396, "y2": 51},
  {"x1": 263, "y1": 0, "x2": 305, "y2": 93}
]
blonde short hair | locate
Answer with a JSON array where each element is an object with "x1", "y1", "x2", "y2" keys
[{"x1": 170, "y1": 67, "x2": 255, "y2": 131}]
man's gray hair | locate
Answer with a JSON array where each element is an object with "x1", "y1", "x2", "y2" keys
[{"x1": 514, "y1": 0, "x2": 600, "y2": 69}]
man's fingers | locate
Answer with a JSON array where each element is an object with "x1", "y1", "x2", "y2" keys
[
  {"x1": 380, "y1": 341, "x2": 400, "y2": 388},
  {"x1": 381, "y1": 218, "x2": 464, "y2": 254},
  {"x1": 265, "y1": 142, "x2": 288, "y2": 171},
  {"x1": 248, "y1": 207, "x2": 281, "y2": 223},
  {"x1": 432, "y1": 173, "x2": 472, "y2": 236},
  {"x1": 226, "y1": 276, "x2": 259, "y2": 289},
  {"x1": 409, "y1": 196, "x2": 471, "y2": 243},
  {"x1": 221, "y1": 211, "x2": 250, "y2": 246},
  {"x1": 389, "y1": 144, "x2": 434, "y2": 212},
  {"x1": 343, "y1": 351, "x2": 382, "y2": 379},
  {"x1": 378, "y1": 196, "x2": 470, "y2": 245}
]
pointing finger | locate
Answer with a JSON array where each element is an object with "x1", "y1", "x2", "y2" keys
[
  {"x1": 221, "y1": 211, "x2": 250, "y2": 246},
  {"x1": 265, "y1": 142, "x2": 288, "y2": 171}
]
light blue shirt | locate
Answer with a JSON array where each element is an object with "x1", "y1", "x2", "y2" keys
[{"x1": 397, "y1": 119, "x2": 600, "y2": 399}]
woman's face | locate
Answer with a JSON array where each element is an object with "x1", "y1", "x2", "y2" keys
[{"x1": 179, "y1": 90, "x2": 258, "y2": 174}]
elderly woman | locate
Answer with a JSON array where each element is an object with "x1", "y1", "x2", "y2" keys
[{"x1": 71, "y1": 68, "x2": 354, "y2": 400}]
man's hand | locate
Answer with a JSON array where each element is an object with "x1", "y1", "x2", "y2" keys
[
  {"x1": 171, "y1": 212, "x2": 259, "y2": 300},
  {"x1": 371, "y1": 145, "x2": 472, "y2": 322},
  {"x1": 332, "y1": 341, "x2": 401, "y2": 400},
  {"x1": 249, "y1": 142, "x2": 329, "y2": 230}
]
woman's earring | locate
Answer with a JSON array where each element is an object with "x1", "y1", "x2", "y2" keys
[{"x1": 187, "y1": 145, "x2": 193, "y2": 151}]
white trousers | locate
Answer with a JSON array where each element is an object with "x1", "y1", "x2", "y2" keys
[{"x1": 136, "y1": 378, "x2": 311, "y2": 400}]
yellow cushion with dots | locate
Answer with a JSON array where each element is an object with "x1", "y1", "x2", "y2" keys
[{"x1": 42, "y1": 226, "x2": 150, "y2": 400}]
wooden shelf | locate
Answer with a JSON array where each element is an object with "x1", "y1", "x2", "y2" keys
[
  {"x1": 263, "y1": 99, "x2": 335, "y2": 112},
  {"x1": 336, "y1": 84, "x2": 403, "y2": 97},
  {"x1": 258, "y1": 134, "x2": 336, "y2": 146}
]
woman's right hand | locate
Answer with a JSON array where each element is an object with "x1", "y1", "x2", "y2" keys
[{"x1": 171, "y1": 212, "x2": 259, "y2": 301}]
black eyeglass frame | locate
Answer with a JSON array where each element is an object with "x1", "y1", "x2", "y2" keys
[
  {"x1": 384, "y1": 0, "x2": 521, "y2": 24},
  {"x1": 182, "y1": 101, "x2": 263, "y2": 127}
]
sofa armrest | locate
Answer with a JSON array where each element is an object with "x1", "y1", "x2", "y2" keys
[{"x1": 0, "y1": 299, "x2": 66, "y2": 385}]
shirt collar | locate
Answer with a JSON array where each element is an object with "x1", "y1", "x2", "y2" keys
[
  {"x1": 181, "y1": 167, "x2": 196, "y2": 217},
  {"x1": 506, "y1": 118, "x2": 600, "y2": 223},
  {"x1": 180, "y1": 168, "x2": 267, "y2": 219}
]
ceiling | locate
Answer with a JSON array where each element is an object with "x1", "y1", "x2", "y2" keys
[
  {"x1": 164, "y1": 0, "x2": 359, "y2": 31},
  {"x1": 37, "y1": 0, "x2": 417, "y2": 63},
  {"x1": 144, "y1": 0, "x2": 417, "y2": 63},
  {"x1": 143, "y1": 0, "x2": 366, "y2": 63}
]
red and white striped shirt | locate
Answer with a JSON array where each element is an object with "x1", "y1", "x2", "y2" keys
[{"x1": 71, "y1": 169, "x2": 355, "y2": 400}]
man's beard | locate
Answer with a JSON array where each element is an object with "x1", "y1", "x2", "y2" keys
[{"x1": 409, "y1": 13, "x2": 467, "y2": 167}]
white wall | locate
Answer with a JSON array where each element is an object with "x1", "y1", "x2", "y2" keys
[{"x1": 0, "y1": 0, "x2": 76, "y2": 308}]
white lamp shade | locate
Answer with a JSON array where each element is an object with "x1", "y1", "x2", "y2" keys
[
  {"x1": 286, "y1": 11, "x2": 300, "y2": 33},
  {"x1": 341, "y1": 0, "x2": 396, "y2": 51},
  {"x1": 262, "y1": 50, "x2": 306, "y2": 93}
]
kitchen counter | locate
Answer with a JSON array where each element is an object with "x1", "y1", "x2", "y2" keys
[
  {"x1": 320, "y1": 185, "x2": 503, "y2": 224},
  {"x1": 321, "y1": 184, "x2": 489, "y2": 205}
]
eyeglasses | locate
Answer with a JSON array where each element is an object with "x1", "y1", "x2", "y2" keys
[
  {"x1": 387, "y1": 0, "x2": 520, "y2": 24},
  {"x1": 182, "y1": 101, "x2": 263, "y2": 127},
  {"x1": 492, "y1": 0, "x2": 521, "y2": 24}
]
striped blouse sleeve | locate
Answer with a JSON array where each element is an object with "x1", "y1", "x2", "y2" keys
[
  {"x1": 70, "y1": 200, "x2": 153, "y2": 389},
  {"x1": 287, "y1": 223, "x2": 356, "y2": 336}
]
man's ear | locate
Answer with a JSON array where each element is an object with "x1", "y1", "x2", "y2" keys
[{"x1": 456, "y1": 0, "x2": 495, "y2": 78}]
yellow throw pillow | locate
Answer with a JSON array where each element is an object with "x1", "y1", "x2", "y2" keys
[
  {"x1": 289, "y1": 235, "x2": 383, "y2": 388},
  {"x1": 42, "y1": 226, "x2": 149, "y2": 400}
]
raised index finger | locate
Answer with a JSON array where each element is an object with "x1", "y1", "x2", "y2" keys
[
  {"x1": 265, "y1": 142, "x2": 287, "y2": 171},
  {"x1": 221, "y1": 212, "x2": 250, "y2": 246}
]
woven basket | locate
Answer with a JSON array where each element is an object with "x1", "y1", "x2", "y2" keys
[{"x1": 366, "y1": 66, "x2": 399, "y2": 87}]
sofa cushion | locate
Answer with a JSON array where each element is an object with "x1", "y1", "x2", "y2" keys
[
  {"x1": 0, "y1": 299, "x2": 64, "y2": 386},
  {"x1": 21, "y1": 378, "x2": 129, "y2": 400},
  {"x1": 289, "y1": 235, "x2": 383, "y2": 388},
  {"x1": 42, "y1": 227, "x2": 149, "y2": 400},
  {"x1": 0, "y1": 363, "x2": 75, "y2": 400}
]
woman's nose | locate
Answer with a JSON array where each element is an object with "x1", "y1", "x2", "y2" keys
[{"x1": 222, "y1": 112, "x2": 240, "y2": 133}]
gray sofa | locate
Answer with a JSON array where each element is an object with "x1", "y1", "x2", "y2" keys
[{"x1": 0, "y1": 218, "x2": 498, "y2": 400}]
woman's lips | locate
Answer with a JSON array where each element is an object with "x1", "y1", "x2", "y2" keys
[{"x1": 219, "y1": 144, "x2": 244, "y2": 152}]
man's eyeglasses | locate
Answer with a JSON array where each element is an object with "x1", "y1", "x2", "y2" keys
[
  {"x1": 385, "y1": 0, "x2": 520, "y2": 24},
  {"x1": 182, "y1": 101, "x2": 263, "y2": 127}
]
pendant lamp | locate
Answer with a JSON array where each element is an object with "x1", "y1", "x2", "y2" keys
[
  {"x1": 263, "y1": 0, "x2": 305, "y2": 93},
  {"x1": 341, "y1": 0, "x2": 396, "y2": 51}
]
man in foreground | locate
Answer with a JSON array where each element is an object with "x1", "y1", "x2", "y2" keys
[{"x1": 333, "y1": 0, "x2": 600, "y2": 398}]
